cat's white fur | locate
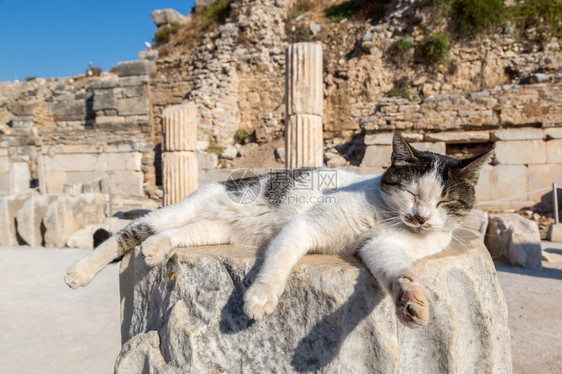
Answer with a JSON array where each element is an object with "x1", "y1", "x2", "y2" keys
[{"x1": 66, "y1": 134, "x2": 489, "y2": 327}]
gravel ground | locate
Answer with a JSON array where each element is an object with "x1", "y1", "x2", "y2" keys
[{"x1": 1, "y1": 244, "x2": 561, "y2": 373}]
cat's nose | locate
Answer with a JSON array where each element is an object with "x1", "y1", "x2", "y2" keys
[{"x1": 415, "y1": 215, "x2": 429, "y2": 224}]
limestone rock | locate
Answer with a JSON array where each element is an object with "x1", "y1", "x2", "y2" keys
[
  {"x1": 15, "y1": 195, "x2": 58, "y2": 247},
  {"x1": 460, "y1": 209, "x2": 488, "y2": 239},
  {"x1": 43, "y1": 194, "x2": 106, "y2": 248},
  {"x1": 151, "y1": 9, "x2": 185, "y2": 27},
  {"x1": 0, "y1": 190, "x2": 38, "y2": 246},
  {"x1": 116, "y1": 231, "x2": 511, "y2": 373},
  {"x1": 486, "y1": 213, "x2": 543, "y2": 270},
  {"x1": 117, "y1": 60, "x2": 154, "y2": 77}
]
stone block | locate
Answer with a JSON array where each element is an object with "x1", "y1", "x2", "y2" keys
[
  {"x1": 106, "y1": 171, "x2": 144, "y2": 197},
  {"x1": 475, "y1": 165, "x2": 531, "y2": 210},
  {"x1": 494, "y1": 140, "x2": 546, "y2": 165},
  {"x1": 486, "y1": 213, "x2": 543, "y2": 270},
  {"x1": 546, "y1": 139, "x2": 562, "y2": 163},
  {"x1": 544, "y1": 127, "x2": 562, "y2": 139},
  {"x1": 43, "y1": 194, "x2": 106, "y2": 248},
  {"x1": 410, "y1": 142, "x2": 446, "y2": 154},
  {"x1": 15, "y1": 195, "x2": 58, "y2": 247},
  {"x1": 10, "y1": 162, "x2": 30, "y2": 192},
  {"x1": 43, "y1": 152, "x2": 142, "y2": 172},
  {"x1": 363, "y1": 133, "x2": 422, "y2": 145},
  {"x1": 117, "y1": 97, "x2": 148, "y2": 116},
  {"x1": 138, "y1": 50, "x2": 159, "y2": 61},
  {"x1": 150, "y1": 9, "x2": 185, "y2": 27},
  {"x1": 549, "y1": 224, "x2": 562, "y2": 242},
  {"x1": 527, "y1": 164, "x2": 562, "y2": 202},
  {"x1": 285, "y1": 114, "x2": 323, "y2": 168},
  {"x1": 361, "y1": 145, "x2": 392, "y2": 167},
  {"x1": 116, "y1": 232, "x2": 511, "y2": 373},
  {"x1": 93, "y1": 92, "x2": 117, "y2": 111},
  {"x1": 0, "y1": 191, "x2": 38, "y2": 246},
  {"x1": 117, "y1": 60, "x2": 154, "y2": 77},
  {"x1": 490, "y1": 128, "x2": 544, "y2": 141},
  {"x1": 424, "y1": 131, "x2": 490, "y2": 144},
  {"x1": 286, "y1": 43, "x2": 323, "y2": 116},
  {"x1": 460, "y1": 209, "x2": 488, "y2": 239},
  {"x1": 162, "y1": 103, "x2": 199, "y2": 152},
  {"x1": 163, "y1": 152, "x2": 198, "y2": 206}
]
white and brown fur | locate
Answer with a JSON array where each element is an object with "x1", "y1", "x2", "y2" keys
[{"x1": 65, "y1": 132, "x2": 492, "y2": 327}]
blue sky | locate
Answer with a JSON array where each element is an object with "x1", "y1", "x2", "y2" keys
[{"x1": 0, "y1": 0, "x2": 195, "y2": 81}]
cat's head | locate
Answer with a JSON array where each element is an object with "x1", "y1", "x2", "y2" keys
[{"x1": 380, "y1": 131, "x2": 493, "y2": 232}]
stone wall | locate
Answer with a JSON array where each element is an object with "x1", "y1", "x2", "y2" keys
[
  {"x1": 0, "y1": 54, "x2": 157, "y2": 197},
  {"x1": 358, "y1": 83, "x2": 562, "y2": 210}
]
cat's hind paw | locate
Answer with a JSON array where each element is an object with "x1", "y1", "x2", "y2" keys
[
  {"x1": 243, "y1": 282, "x2": 279, "y2": 320},
  {"x1": 65, "y1": 261, "x2": 96, "y2": 288},
  {"x1": 394, "y1": 275, "x2": 429, "y2": 328},
  {"x1": 141, "y1": 235, "x2": 172, "y2": 266}
]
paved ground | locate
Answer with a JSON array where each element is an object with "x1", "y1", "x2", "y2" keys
[
  {"x1": 0, "y1": 246, "x2": 120, "y2": 374},
  {"x1": 0, "y1": 243, "x2": 561, "y2": 373}
]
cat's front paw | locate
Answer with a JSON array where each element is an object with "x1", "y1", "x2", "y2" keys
[
  {"x1": 141, "y1": 235, "x2": 173, "y2": 266},
  {"x1": 394, "y1": 274, "x2": 429, "y2": 328},
  {"x1": 243, "y1": 282, "x2": 279, "y2": 320},
  {"x1": 65, "y1": 260, "x2": 97, "y2": 288}
]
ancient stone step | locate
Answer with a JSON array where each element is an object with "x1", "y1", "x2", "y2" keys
[{"x1": 116, "y1": 230, "x2": 511, "y2": 373}]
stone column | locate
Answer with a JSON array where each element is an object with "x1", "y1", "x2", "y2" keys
[
  {"x1": 162, "y1": 103, "x2": 199, "y2": 206},
  {"x1": 285, "y1": 42, "x2": 323, "y2": 168}
]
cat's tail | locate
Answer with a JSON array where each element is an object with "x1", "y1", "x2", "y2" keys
[{"x1": 64, "y1": 220, "x2": 155, "y2": 288}]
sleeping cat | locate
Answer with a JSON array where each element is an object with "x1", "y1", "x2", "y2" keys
[{"x1": 65, "y1": 132, "x2": 492, "y2": 328}]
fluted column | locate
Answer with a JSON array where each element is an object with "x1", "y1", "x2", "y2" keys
[
  {"x1": 162, "y1": 103, "x2": 199, "y2": 206},
  {"x1": 285, "y1": 43, "x2": 323, "y2": 168}
]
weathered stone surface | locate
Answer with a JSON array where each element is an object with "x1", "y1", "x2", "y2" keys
[
  {"x1": 9, "y1": 162, "x2": 31, "y2": 192},
  {"x1": 0, "y1": 191, "x2": 38, "y2": 246},
  {"x1": 361, "y1": 145, "x2": 392, "y2": 167},
  {"x1": 544, "y1": 127, "x2": 562, "y2": 139},
  {"x1": 117, "y1": 60, "x2": 155, "y2": 77},
  {"x1": 546, "y1": 139, "x2": 562, "y2": 163},
  {"x1": 410, "y1": 142, "x2": 446, "y2": 154},
  {"x1": 527, "y1": 164, "x2": 562, "y2": 202},
  {"x1": 475, "y1": 164, "x2": 531, "y2": 210},
  {"x1": 150, "y1": 9, "x2": 185, "y2": 27},
  {"x1": 490, "y1": 128, "x2": 544, "y2": 141},
  {"x1": 486, "y1": 213, "x2": 542, "y2": 270},
  {"x1": 460, "y1": 209, "x2": 488, "y2": 239},
  {"x1": 43, "y1": 194, "x2": 105, "y2": 248},
  {"x1": 116, "y1": 231, "x2": 511, "y2": 373},
  {"x1": 424, "y1": 131, "x2": 489, "y2": 143},
  {"x1": 163, "y1": 152, "x2": 198, "y2": 206},
  {"x1": 494, "y1": 140, "x2": 546, "y2": 165},
  {"x1": 286, "y1": 43, "x2": 323, "y2": 116},
  {"x1": 15, "y1": 195, "x2": 57, "y2": 247},
  {"x1": 43, "y1": 152, "x2": 142, "y2": 172},
  {"x1": 550, "y1": 224, "x2": 562, "y2": 242},
  {"x1": 162, "y1": 103, "x2": 199, "y2": 152},
  {"x1": 285, "y1": 114, "x2": 323, "y2": 168}
]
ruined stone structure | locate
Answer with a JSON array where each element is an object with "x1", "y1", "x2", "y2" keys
[
  {"x1": 285, "y1": 43, "x2": 323, "y2": 168},
  {"x1": 162, "y1": 103, "x2": 199, "y2": 206}
]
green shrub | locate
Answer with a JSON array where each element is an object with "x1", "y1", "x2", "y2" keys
[
  {"x1": 200, "y1": 0, "x2": 234, "y2": 23},
  {"x1": 325, "y1": 1, "x2": 362, "y2": 22},
  {"x1": 207, "y1": 141, "x2": 224, "y2": 156},
  {"x1": 385, "y1": 87, "x2": 412, "y2": 101},
  {"x1": 452, "y1": 0, "x2": 506, "y2": 36},
  {"x1": 511, "y1": 0, "x2": 562, "y2": 41},
  {"x1": 154, "y1": 21, "x2": 180, "y2": 44},
  {"x1": 234, "y1": 128, "x2": 251, "y2": 144},
  {"x1": 390, "y1": 37, "x2": 416, "y2": 52},
  {"x1": 417, "y1": 32, "x2": 451, "y2": 65}
]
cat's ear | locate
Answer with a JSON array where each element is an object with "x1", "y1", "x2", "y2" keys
[
  {"x1": 456, "y1": 148, "x2": 495, "y2": 186},
  {"x1": 391, "y1": 131, "x2": 418, "y2": 166}
]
